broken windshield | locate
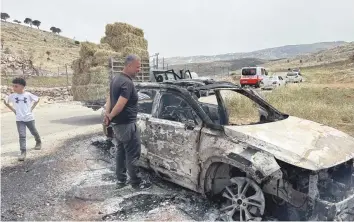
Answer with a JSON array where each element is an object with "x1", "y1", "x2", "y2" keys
[{"x1": 197, "y1": 87, "x2": 285, "y2": 126}]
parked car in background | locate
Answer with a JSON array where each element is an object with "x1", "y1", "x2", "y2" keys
[
  {"x1": 286, "y1": 72, "x2": 303, "y2": 83},
  {"x1": 292, "y1": 68, "x2": 301, "y2": 75},
  {"x1": 240, "y1": 67, "x2": 268, "y2": 88},
  {"x1": 261, "y1": 75, "x2": 286, "y2": 90}
]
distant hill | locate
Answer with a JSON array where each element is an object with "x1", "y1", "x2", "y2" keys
[
  {"x1": 164, "y1": 41, "x2": 347, "y2": 65},
  {"x1": 266, "y1": 41, "x2": 354, "y2": 71},
  {"x1": 265, "y1": 42, "x2": 354, "y2": 84},
  {"x1": 1, "y1": 21, "x2": 80, "y2": 75},
  {"x1": 168, "y1": 58, "x2": 265, "y2": 76}
]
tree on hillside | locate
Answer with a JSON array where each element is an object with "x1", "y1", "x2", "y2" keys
[
  {"x1": 50, "y1": 26, "x2": 57, "y2": 33},
  {"x1": 50, "y1": 27, "x2": 62, "y2": 34},
  {"x1": 1, "y1": 12, "x2": 10, "y2": 21},
  {"x1": 32, "y1": 20, "x2": 41, "y2": 29},
  {"x1": 13, "y1": 19, "x2": 21, "y2": 24},
  {"x1": 55, "y1": 28, "x2": 62, "y2": 34},
  {"x1": 24, "y1": 18, "x2": 32, "y2": 27}
]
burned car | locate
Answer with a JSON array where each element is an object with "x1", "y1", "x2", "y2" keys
[{"x1": 102, "y1": 80, "x2": 354, "y2": 221}]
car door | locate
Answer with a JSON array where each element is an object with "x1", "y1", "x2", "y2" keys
[
  {"x1": 144, "y1": 91, "x2": 202, "y2": 190},
  {"x1": 135, "y1": 89, "x2": 158, "y2": 167}
]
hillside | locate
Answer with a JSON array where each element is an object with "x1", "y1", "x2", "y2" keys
[
  {"x1": 164, "y1": 41, "x2": 346, "y2": 65},
  {"x1": 1, "y1": 21, "x2": 80, "y2": 75},
  {"x1": 266, "y1": 42, "x2": 354, "y2": 70},
  {"x1": 265, "y1": 42, "x2": 354, "y2": 84},
  {"x1": 168, "y1": 58, "x2": 265, "y2": 76}
]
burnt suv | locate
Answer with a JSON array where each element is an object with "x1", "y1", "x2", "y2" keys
[{"x1": 102, "y1": 80, "x2": 354, "y2": 221}]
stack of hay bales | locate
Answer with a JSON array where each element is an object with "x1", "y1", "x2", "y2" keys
[
  {"x1": 100, "y1": 22, "x2": 149, "y2": 60},
  {"x1": 71, "y1": 42, "x2": 121, "y2": 101},
  {"x1": 71, "y1": 22, "x2": 149, "y2": 102}
]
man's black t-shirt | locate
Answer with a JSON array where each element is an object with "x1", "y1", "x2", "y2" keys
[{"x1": 110, "y1": 73, "x2": 138, "y2": 124}]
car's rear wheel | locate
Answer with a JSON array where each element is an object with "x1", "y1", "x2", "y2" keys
[{"x1": 220, "y1": 177, "x2": 265, "y2": 221}]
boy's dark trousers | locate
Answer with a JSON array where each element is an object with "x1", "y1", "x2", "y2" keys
[{"x1": 16, "y1": 120, "x2": 41, "y2": 151}]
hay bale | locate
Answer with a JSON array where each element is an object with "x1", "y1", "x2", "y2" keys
[
  {"x1": 121, "y1": 47, "x2": 149, "y2": 60},
  {"x1": 98, "y1": 43, "x2": 113, "y2": 51},
  {"x1": 92, "y1": 49, "x2": 122, "y2": 66},
  {"x1": 79, "y1": 42, "x2": 98, "y2": 58},
  {"x1": 88, "y1": 66, "x2": 109, "y2": 85},
  {"x1": 72, "y1": 66, "x2": 109, "y2": 85},
  {"x1": 72, "y1": 84, "x2": 108, "y2": 101},
  {"x1": 72, "y1": 73, "x2": 91, "y2": 85},
  {"x1": 100, "y1": 34, "x2": 148, "y2": 51},
  {"x1": 71, "y1": 57, "x2": 94, "y2": 74},
  {"x1": 105, "y1": 22, "x2": 144, "y2": 37}
]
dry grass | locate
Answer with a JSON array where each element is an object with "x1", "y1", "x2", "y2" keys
[
  {"x1": 299, "y1": 61, "x2": 354, "y2": 84},
  {"x1": 266, "y1": 84, "x2": 354, "y2": 135},
  {"x1": 1, "y1": 21, "x2": 80, "y2": 73},
  {"x1": 226, "y1": 84, "x2": 354, "y2": 136},
  {"x1": 1, "y1": 76, "x2": 70, "y2": 87},
  {"x1": 224, "y1": 93, "x2": 260, "y2": 125}
]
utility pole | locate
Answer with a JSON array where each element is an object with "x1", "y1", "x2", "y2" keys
[
  {"x1": 152, "y1": 58, "x2": 156, "y2": 69},
  {"x1": 155, "y1": 53, "x2": 159, "y2": 69}
]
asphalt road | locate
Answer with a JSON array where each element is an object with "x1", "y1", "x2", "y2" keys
[{"x1": 1, "y1": 102, "x2": 102, "y2": 167}]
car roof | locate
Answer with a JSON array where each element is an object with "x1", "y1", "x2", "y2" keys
[{"x1": 135, "y1": 80, "x2": 240, "y2": 92}]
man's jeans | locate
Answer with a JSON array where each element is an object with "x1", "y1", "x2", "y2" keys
[
  {"x1": 16, "y1": 120, "x2": 41, "y2": 151},
  {"x1": 112, "y1": 122, "x2": 142, "y2": 185}
]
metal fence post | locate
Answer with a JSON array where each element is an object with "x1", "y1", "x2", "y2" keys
[{"x1": 66, "y1": 64, "x2": 69, "y2": 88}]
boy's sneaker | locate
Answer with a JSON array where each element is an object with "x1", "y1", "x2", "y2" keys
[
  {"x1": 132, "y1": 180, "x2": 152, "y2": 190},
  {"x1": 34, "y1": 141, "x2": 42, "y2": 150},
  {"x1": 18, "y1": 151, "x2": 26, "y2": 161},
  {"x1": 116, "y1": 180, "x2": 127, "y2": 189}
]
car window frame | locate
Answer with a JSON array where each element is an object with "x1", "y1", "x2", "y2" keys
[
  {"x1": 154, "y1": 91, "x2": 203, "y2": 125},
  {"x1": 136, "y1": 89, "x2": 158, "y2": 115}
]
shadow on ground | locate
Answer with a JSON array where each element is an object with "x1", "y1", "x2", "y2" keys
[{"x1": 50, "y1": 114, "x2": 101, "y2": 126}]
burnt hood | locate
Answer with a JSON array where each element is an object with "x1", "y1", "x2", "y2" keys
[{"x1": 224, "y1": 116, "x2": 354, "y2": 171}]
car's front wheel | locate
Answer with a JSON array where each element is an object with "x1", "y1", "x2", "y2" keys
[{"x1": 220, "y1": 177, "x2": 265, "y2": 221}]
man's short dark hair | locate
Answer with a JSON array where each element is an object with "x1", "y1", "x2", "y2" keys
[
  {"x1": 12, "y1": 77, "x2": 26, "y2": 86},
  {"x1": 124, "y1": 54, "x2": 141, "y2": 66}
]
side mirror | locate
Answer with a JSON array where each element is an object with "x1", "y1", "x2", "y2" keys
[{"x1": 184, "y1": 120, "x2": 196, "y2": 130}]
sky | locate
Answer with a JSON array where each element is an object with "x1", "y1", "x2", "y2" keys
[{"x1": 1, "y1": 0, "x2": 354, "y2": 57}]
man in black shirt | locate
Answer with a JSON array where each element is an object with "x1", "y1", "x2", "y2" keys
[{"x1": 105, "y1": 55, "x2": 151, "y2": 190}]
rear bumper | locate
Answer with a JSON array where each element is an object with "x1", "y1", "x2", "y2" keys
[
  {"x1": 314, "y1": 193, "x2": 354, "y2": 220},
  {"x1": 262, "y1": 84, "x2": 277, "y2": 89},
  {"x1": 240, "y1": 79, "x2": 261, "y2": 85},
  {"x1": 286, "y1": 79, "x2": 299, "y2": 82}
]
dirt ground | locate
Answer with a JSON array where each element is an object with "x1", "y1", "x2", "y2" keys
[
  {"x1": 1, "y1": 134, "x2": 220, "y2": 221},
  {"x1": 1, "y1": 102, "x2": 220, "y2": 221}
]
